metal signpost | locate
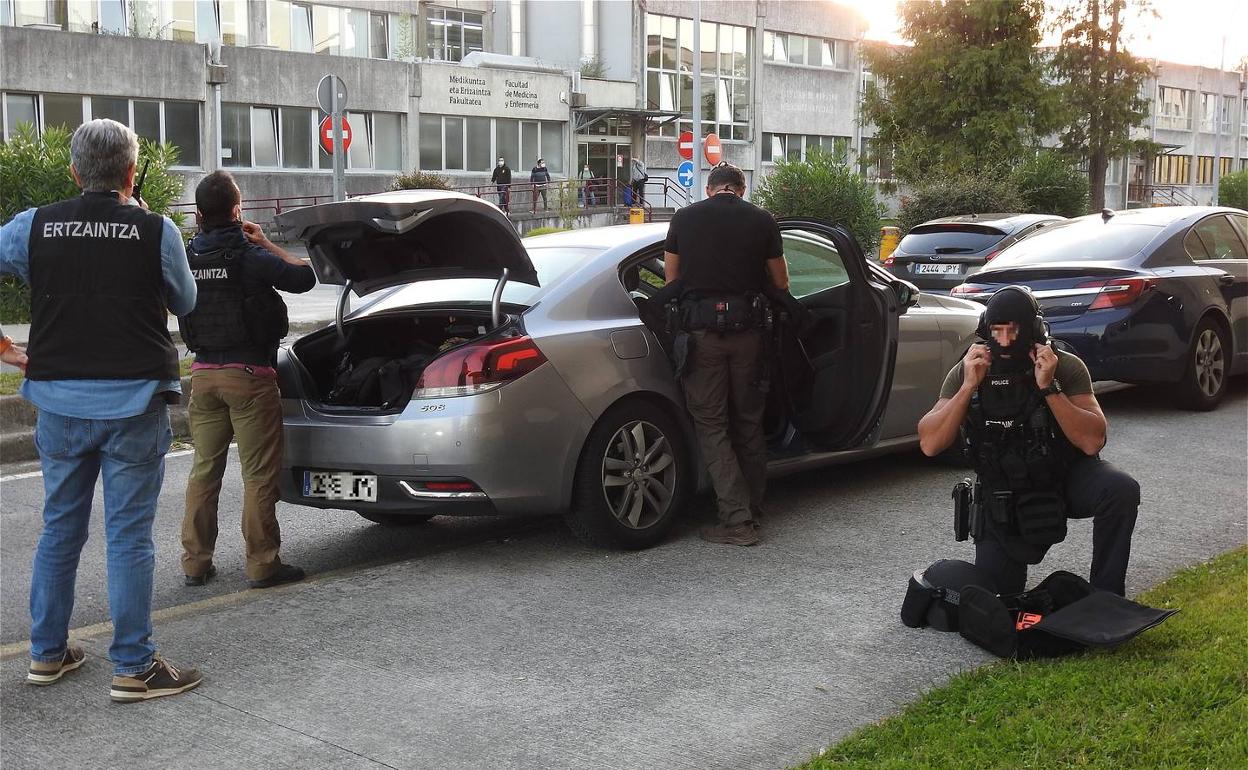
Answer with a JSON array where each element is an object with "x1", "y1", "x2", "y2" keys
[
  {"x1": 691, "y1": 0, "x2": 702, "y2": 200},
  {"x1": 317, "y1": 75, "x2": 349, "y2": 202}
]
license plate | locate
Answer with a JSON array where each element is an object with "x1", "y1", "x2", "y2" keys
[
  {"x1": 302, "y1": 471, "x2": 378, "y2": 502},
  {"x1": 915, "y1": 263, "x2": 963, "y2": 275}
]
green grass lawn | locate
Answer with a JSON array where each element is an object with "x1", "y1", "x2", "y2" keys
[
  {"x1": 795, "y1": 547, "x2": 1248, "y2": 770},
  {"x1": 0, "y1": 357, "x2": 194, "y2": 396}
]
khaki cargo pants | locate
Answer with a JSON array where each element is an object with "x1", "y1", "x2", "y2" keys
[
  {"x1": 181, "y1": 368, "x2": 285, "y2": 581},
  {"x1": 682, "y1": 330, "x2": 767, "y2": 526}
]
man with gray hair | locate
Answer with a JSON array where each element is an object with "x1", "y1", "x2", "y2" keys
[{"x1": 0, "y1": 118, "x2": 203, "y2": 701}]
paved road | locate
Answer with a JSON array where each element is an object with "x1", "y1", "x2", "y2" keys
[{"x1": 0, "y1": 383, "x2": 1244, "y2": 770}]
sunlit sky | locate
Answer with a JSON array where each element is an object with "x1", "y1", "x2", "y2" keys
[{"x1": 841, "y1": 0, "x2": 1248, "y2": 70}]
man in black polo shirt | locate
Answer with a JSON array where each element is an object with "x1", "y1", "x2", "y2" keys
[{"x1": 663, "y1": 163, "x2": 790, "y2": 546}]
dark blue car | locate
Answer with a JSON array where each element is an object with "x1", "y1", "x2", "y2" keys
[{"x1": 951, "y1": 206, "x2": 1248, "y2": 410}]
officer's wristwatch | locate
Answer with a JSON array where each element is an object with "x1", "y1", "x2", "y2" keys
[{"x1": 1039, "y1": 382, "x2": 1062, "y2": 398}]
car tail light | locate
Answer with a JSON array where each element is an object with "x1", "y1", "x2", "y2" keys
[
  {"x1": 413, "y1": 334, "x2": 547, "y2": 398},
  {"x1": 1076, "y1": 277, "x2": 1156, "y2": 310},
  {"x1": 982, "y1": 249, "x2": 1001, "y2": 263},
  {"x1": 950, "y1": 284, "x2": 987, "y2": 297},
  {"x1": 883, "y1": 254, "x2": 895, "y2": 267}
]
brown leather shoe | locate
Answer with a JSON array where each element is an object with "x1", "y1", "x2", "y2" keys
[{"x1": 700, "y1": 522, "x2": 761, "y2": 546}]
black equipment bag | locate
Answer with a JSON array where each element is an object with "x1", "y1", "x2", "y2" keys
[
  {"x1": 903, "y1": 563, "x2": 1177, "y2": 660},
  {"x1": 900, "y1": 559, "x2": 999, "y2": 632},
  {"x1": 326, "y1": 346, "x2": 437, "y2": 409}
]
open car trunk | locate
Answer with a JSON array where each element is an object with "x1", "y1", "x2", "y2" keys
[{"x1": 285, "y1": 309, "x2": 503, "y2": 412}]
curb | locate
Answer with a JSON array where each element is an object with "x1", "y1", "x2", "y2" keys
[{"x1": 2, "y1": 377, "x2": 193, "y2": 466}]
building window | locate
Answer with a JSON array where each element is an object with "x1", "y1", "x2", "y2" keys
[
  {"x1": 763, "y1": 31, "x2": 851, "y2": 69},
  {"x1": 1157, "y1": 86, "x2": 1191, "y2": 131},
  {"x1": 419, "y1": 114, "x2": 564, "y2": 175},
  {"x1": 761, "y1": 132, "x2": 850, "y2": 164},
  {"x1": 1153, "y1": 153, "x2": 1190, "y2": 185},
  {"x1": 1, "y1": 91, "x2": 200, "y2": 166},
  {"x1": 426, "y1": 7, "x2": 484, "y2": 63},
  {"x1": 1218, "y1": 157, "x2": 1233, "y2": 177},
  {"x1": 1199, "y1": 93, "x2": 1218, "y2": 132},
  {"x1": 1196, "y1": 155, "x2": 1214, "y2": 184},
  {"x1": 223, "y1": 102, "x2": 401, "y2": 171},
  {"x1": 645, "y1": 13, "x2": 751, "y2": 140},
  {"x1": 369, "y1": 12, "x2": 388, "y2": 59},
  {"x1": 263, "y1": 2, "x2": 406, "y2": 59}
]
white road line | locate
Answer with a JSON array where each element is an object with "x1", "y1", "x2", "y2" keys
[{"x1": 0, "y1": 445, "x2": 233, "y2": 483}]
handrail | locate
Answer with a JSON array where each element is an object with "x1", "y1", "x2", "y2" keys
[{"x1": 170, "y1": 175, "x2": 679, "y2": 227}]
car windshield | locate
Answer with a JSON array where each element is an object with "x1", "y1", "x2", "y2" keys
[
  {"x1": 356, "y1": 246, "x2": 604, "y2": 314},
  {"x1": 990, "y1": 223, "x2": 1160, "y2": 265}
]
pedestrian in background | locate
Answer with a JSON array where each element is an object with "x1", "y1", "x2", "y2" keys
[
  {"x1": 530, "y1": 157, "x2": 551, "y2": 209},
  {"x1": 178, "y1": 170, "x2": 316, "y2": 590},
  {"x1": 631, "y1": 156, "x2": 649, "y2": 207},
  {"x1": 663, "y1": 162, "x2": 790, "y2": 546},
  {"x1": 579, "y1": 163, "x2": 596, "y2": 207},
  {"x1": 492, "y1": 157, "x2": 513, "y2": 212},
  {"x1": 0, "y1": 118, "x2": 203, "y2": 702}
]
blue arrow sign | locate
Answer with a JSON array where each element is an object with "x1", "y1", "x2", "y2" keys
[{"x1": 677, "y1": 160, "x2": 695, "y2": 188}]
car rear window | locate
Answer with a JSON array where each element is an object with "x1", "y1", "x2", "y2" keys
[
  {"x1": 898, "y1": 225, "x2": 1006, "y2": 255},
  {"x1": 989, "y1": 223, "x2": 1159, "y2": 265}
]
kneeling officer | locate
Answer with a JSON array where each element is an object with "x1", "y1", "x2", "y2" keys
[{"x1": 916, "y1": 287, "x2": 1139, "y2": 595}]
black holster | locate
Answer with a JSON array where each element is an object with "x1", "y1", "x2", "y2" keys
[{"x1": 953, "y1": 479, "x2": 973, "y2": 541}]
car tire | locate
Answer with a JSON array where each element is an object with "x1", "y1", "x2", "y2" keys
[
  {"x1": 357, "y1": 512, "x2": 436, "y2": 526},
  {"x1": 1176, "y1": 318, "x2": 1229, "y2": 411},
  {"x1": 565, "y1": 400, "x2": 689, "y2": 549}
]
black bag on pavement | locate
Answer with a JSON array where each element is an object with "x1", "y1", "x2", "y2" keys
[{"x1": 902, "y1": 562, "x2": 1177, "y2": 660}]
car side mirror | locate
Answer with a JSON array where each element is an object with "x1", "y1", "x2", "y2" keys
[{"x1": 893, "y1": 279, "x2": 921, "y2": 309}]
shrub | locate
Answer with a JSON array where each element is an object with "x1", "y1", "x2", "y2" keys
[
  {"x1": 0, "y1": 123, "x2": 186, "y2": 323},
  {"x1": 390, "y1": 170, "x2": 452, "y2": 191},
  {"x1": 1219, "y1": 170, "x2": 1248, "y2": 211},
  {"x1": 754, "y1": 147, "x2": 883, "y2": 252},
  {"x1": 1012, "y1": 153, "x2": 1090, "y2": 218},
  {"x1": 897, "y1": 175, "x2": 1026, "y2": 234}
]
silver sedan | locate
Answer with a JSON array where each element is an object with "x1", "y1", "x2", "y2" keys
[{"x1": 274, "y1": 191, "x2": 981, "y2": 548}]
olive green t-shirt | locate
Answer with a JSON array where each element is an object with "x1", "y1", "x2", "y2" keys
[{"x1": 938, "y1": 348, "x2": 1094, "y2": 400}]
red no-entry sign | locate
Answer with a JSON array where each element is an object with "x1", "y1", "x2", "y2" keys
[
  {"x1": 319, "y1": 115, "x2": 353, "y2": 154},
  {"x1": 678, "y1": 130, "x2": 694, "y2": 161},
  {"x1": 703, "y1": 133, "x2": 722, "y2": 165}
]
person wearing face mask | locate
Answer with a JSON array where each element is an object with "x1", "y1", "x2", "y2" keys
[
  {"x1": 178, "y1": 170, "x2": 315, "y2": 591},
  {"x1": 579, "y1": 163, "x2": 596, "y2": 207},
  {"x1": 916, "y1": 286, "x2": 1139, "y2": 596},
  {"x1": 491, "y1": 157, "x2": 513, "y2": 212},
  {"x1": 530, "y1": 158, "x2": 551, "y2": 209}
]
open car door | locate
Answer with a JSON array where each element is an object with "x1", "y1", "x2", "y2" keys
[{"x1": 776, "y1": 219, "x2": 905, "y2": 450}]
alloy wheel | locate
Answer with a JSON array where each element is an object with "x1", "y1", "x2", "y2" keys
[
  {"x1": 1194, "y1": 328, "x2": 1225, "y2": 398},
  {"x1": 600, "y1": 420, "x2": 677, "y2": 529}
]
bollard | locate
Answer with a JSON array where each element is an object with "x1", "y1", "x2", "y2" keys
[{"x1": 879, "y1": 225, "x2": 901, "y2": 262}]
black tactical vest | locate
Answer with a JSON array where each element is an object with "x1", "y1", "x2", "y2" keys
[
  {"x1": 966, "y1": 369, "x2": 1075, "y2": 491},
  {"x1": 26, "y1": 192, "x2": 177, "y2": 381},
  {"x1": 964, "y1": 368, "x2": 1079, "y2": 551},
  {"x1": 177, "y1": 245, "x2": 289, "y2": 356}
]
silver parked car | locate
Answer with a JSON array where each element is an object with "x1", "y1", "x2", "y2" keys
[{"x1": 274, "y1": 191, "x2": 981, "y2": 548}]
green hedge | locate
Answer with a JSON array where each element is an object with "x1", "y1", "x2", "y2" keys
[
  {"x1": 897, "y1": 175, "x2": 1025, "y2": 234},
  {"x1": 754, "y1": 147, "x2": 883, "y2": 252},
  {"x1": 1219, "y1": 170, "x2": 1248, "y2": 211},
  {"x1": 1013, "y1": 153, "x2": 1090, "y2": 218}
]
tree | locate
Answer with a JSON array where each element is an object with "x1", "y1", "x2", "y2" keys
[
  {"x1": 1050, "y1": 0, "x2": 1154, "y2": 211},
  {"x1": 754, "y1": 147, "x2": 882, "y2": 251},
  {"x1": 861, "y1": 0, "x2": 1058, "y2": 182}
]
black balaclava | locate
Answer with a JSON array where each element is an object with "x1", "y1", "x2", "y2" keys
[{"x1": 982, "y1": 288, "x2": 1039, "y2": 371}]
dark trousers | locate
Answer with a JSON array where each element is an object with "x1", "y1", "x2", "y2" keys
[
  {"x1": 496, "y1": 184, "x2": 510, "y2": 211},
  {"x1": 975, "y1": 456, "x2": 1139, "y2": 596},
  {"x1": 681, "y1": 330, "x2": 766, "y2": 526}
]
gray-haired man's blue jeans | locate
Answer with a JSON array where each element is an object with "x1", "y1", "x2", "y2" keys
[{"x1": 29, "y1": 398, "x2": 171, "y2": 675}]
